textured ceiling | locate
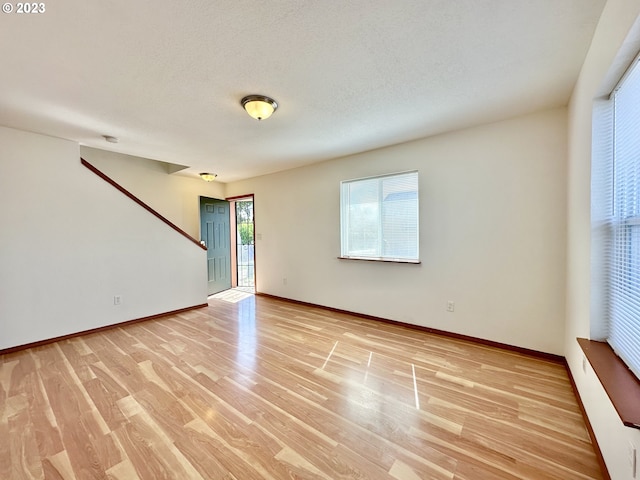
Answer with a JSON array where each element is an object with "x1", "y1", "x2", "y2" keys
[{"x1": 0, "y1": 0, "x2": 606, "y2": 182}]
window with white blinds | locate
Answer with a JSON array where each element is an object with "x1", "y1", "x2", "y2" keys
[
  {"x1": 594, "y1": 55, "x2": 640, "y2": 380},
  {"x1": 340, "y1": 171, "x2": 419, "y2": 262}
]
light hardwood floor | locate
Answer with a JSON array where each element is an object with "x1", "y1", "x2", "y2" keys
[{"x1": 1, "y1": 293, "x2": 603, "y2": 479}]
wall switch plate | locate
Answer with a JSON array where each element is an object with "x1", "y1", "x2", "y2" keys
[
  {"x1": 283, "y1": 278, "x2": 287, "y2": 285},
  {"x1": 114, "y1": 295, "x2": 122, "y2": 305},
  {"x1": 447, "y1": 301, "x2": 455, "y2": 312},
  {"x1": 582, "y1": 355, "x2": 587, "y2": 374}
]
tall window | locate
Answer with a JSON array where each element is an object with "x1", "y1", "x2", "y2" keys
[
  {"x1": 593, "y1": 55, "x2": 640, "y2": 380},
  {"x1": 340, "y1": 171, "x2": 419, "y2": 262}
]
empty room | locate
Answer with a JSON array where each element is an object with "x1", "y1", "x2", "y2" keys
[{"x1": 1, "y1": 1, "x2": 640, "y2": 479}]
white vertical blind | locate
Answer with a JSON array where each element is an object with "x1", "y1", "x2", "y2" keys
[
  {"x1": 600, "y1": 56, "x2": 640, "y2": 379},
  {"x1": 340, "y1": 171, "x2": 419, "y2": 261}
]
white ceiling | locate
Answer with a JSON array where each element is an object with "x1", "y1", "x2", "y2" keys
[{"x1": 0, "y1": 0, "x2": 606, "y2": 182}]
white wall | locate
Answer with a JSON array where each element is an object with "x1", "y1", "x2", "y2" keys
[
  {"x1": 0, "y1": 126, "x2": 207, "y2": 350},
  {"x1": 566, "y1": 1, "x2": 640, "y2": 478},
  {"x1": 80, "y1": 147, "x2": 226, "y2": 240},
  {"x1": 227, "y1": 108, "x2": 568, "y2": 355}
]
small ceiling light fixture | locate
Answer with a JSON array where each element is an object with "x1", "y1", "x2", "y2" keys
[
  {"x1": 241, "y1": 95, "x2": 278, "y2": 121},
  {"x1": 103, "y1": 135, "x2": 119, "y2": 143},
  {"x1": 199, "y1": 172, "x2": 217, "y2": 182}
]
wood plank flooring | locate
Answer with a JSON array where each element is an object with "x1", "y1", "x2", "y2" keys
[{"x1": 0, "y1": 293, "x2": 603, "y2": 479}]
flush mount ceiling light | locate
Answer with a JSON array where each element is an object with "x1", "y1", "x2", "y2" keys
[
  {"x1": 241, "y1": 95, "x2": 278, "y2": 121},
  {"x1": 199, "y1": 173, "x2": 217, "y2": 182}
]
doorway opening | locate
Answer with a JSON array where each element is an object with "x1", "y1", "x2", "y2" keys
[{"x1": 228, "y1": 195, "x2": 255, "y2": 293}]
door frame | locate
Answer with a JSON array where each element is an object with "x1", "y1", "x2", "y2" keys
[{"x1": 226, "y1": 194, "x2": 256, "y2": 291}]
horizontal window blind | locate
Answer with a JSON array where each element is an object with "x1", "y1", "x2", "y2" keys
[
  {"x1": 604, "y1": 57, "x2": 640, "y2": 379},
  {"x1": 340, "y1": 171, "x2": 419, "y2": 261},
  {"x1": 590, "y1": 98, "x2": 613, "y2": 342}
]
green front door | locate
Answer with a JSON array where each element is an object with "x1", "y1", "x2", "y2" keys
[{"x1": 200, "y1": 197, "x2": 231, "y2": 295}]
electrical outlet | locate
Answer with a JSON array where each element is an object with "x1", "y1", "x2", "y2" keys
[
  {"x1": 447, "y1": 301, "x2": 455, "y2": 312},
  {"x1": 113, "y1": 295, "x2": 122, "y2": 306},
  {"x1": 629, "y1": 441, "x2": 637, "y2": 478},
  {"x1": 582, "y1": 356, "x2": 587, "y2": 374}
]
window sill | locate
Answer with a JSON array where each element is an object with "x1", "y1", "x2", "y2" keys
[
  {"x1": 337, "y1": 256, "x2": 421, "y2": 264},
  {"x1": 578, "y1": 338, "x2": 640, "y2": 429}
]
